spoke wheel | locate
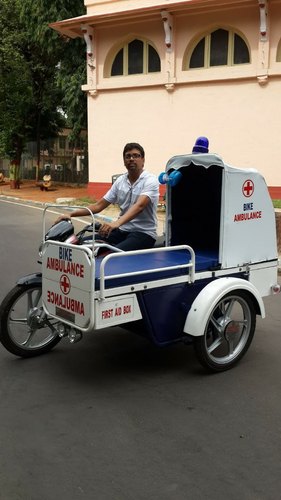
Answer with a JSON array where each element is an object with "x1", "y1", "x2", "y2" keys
[
  {"x1": 0, "y1": 284, "x2": 61, "y2": 357},
  {"x1": 194, "y1": 291, "x2": 256, "y2": 372}
]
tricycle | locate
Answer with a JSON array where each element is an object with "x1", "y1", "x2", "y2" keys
[{"x1": 0, "y1": 152, "x2": 279, "y2": 372}]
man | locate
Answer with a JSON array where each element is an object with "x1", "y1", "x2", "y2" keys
[{"x1": 56, "y1": 143, "x2": 159, "y2": 251}]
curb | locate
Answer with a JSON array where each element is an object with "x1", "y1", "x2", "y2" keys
[
  {"x1": 0, "y1": 194, "x2": 115, "y2": 224},
  {"x1": 0, "y1": 194, "x2": 47, "y2": 208}
]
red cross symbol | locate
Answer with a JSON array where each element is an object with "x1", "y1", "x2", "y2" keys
[
  {"x1": 60, "y1": 274, "x2": 71, "y2": 295},
  {"x1": 242, "y1": 179, "x2": 254, "y2": 197}
]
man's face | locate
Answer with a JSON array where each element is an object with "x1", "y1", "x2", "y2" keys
[{"x1": 124, "y1": 148, "x2": 144, "y2": 176}]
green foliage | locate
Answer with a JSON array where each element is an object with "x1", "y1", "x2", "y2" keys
[
  {"x1": 74, "y1": 196, "x2": 96, "y2": 205},
  {"x1": 0, "y1": 0, "x2": 32, "y2": 159},
  {"x1": 273, "y1": 200, "x2": 281, "y2": 209},
  {"x1": 19, "y1": 0, "x2": 87, "y2": 140},
  {"x1": 0, "y1": 0, "x2": 87, "y2": 167},
  {"x1": 57, "y1": 53, "x2": 87, "y2": 140}
]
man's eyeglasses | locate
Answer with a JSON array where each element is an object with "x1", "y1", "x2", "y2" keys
[{"x1": 124, "y1": 153, "x2": 142, "y2": 160}]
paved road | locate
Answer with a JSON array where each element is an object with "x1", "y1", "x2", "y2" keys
[{"x1": 0, "y1": 200, "x2": 281, "y2": 500}]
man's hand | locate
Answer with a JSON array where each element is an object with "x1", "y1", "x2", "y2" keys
[
  {"x1": 54, "y1": 214, "x2": 71, "y2": 225},
  {"x1": 98, "y1": 221, "x2": 119, "y2": 238}
]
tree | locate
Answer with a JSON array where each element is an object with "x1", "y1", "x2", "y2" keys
[
  {"x1": 0, "y1": 0, "x2": 32, "y2": 166},
  {"x1": 0, "y1": 0, "x2": 87, "y2": 182},
  {"x1": 19, "y1": 0, "x2": 87, "y2": 142}
]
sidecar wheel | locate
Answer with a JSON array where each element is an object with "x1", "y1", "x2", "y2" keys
[
  {"x1": 194, "y1": 291, "x2": 256, "y2": 372},
  {"x1": 0, "y1": 284, "x2": 61, "y2": 358}
]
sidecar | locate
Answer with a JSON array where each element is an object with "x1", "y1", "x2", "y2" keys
[{"x1": 39, "y1": 152, "x2": 279, "y2": 372}]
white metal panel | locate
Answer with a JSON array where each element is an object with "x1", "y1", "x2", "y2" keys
[
  {"x1": 42, "y1": 241, "x2": 95, "y2": 331},
  {"x1": 220, "y1": 167, "x2": 277, "y2": 267},
  {"x1": 94, "y1": 294, "x2": 142, "y2": 329},
  {"x1": 165, "y1": 154, "x2": 278, "y2": 269},
  {"x1": 183, "y1": 277, "x2": 265, "y2": 337},
  {"x1": 249, "y1": 265, "x2": 278, "y2": 297}
]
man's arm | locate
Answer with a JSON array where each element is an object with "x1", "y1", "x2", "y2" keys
[
  {"x1": 71, "y1": 198, "x2": 110, "y2": 218},
  {"x1": 54, "y1": 198, "x2": 110, "y2": 224},
  {"x1": 99, "y1": 195, "x2": 150, "y2": 236}
]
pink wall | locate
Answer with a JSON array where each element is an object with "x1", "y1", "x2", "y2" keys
[{"x1": 52, "y1": 0, "x2": 281, "y2": 195}]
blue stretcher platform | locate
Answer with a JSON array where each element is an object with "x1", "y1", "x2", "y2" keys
[{"x1": 94, "y1": 249, "x2": 219, "y2": 290}]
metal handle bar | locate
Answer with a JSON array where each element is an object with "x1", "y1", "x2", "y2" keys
[{"x1": 43, "y1": 204, "x2": 96, "y2": 248}]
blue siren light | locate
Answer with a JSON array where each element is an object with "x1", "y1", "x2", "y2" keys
[
  {"x1": 168, "y1": 170, "x2": 183, "y2": 187},
  {"x1": 158, "y1": 170, "x2": 183, "y2": 187},
  {"x1": 158, "y1": 172, "x2": 169, "y2": 185},
  {"x1": 192, "y1": 136, "x2": 209, "y2": 154}
]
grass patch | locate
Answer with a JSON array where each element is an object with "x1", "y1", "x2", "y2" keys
[
  {"x1": 73, "y1": 196, "x2": 96, "y2": 205},
  {"x1": 273, "y1": 200, "x2": 281, "y2": 209}
]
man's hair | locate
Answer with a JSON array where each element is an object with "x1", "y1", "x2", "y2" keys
[{"x1": 123, "y1": 142, "x2": 145, "y2": 159}]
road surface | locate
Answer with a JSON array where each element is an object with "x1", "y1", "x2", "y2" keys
[{"x1": 0, "y1": 199, "x2": 281, "y2": 500}]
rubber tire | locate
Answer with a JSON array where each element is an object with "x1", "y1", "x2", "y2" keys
[
  {"x1": 0, "y1": 284, "x2": 61, "y2": 358},
  {"x1": 193, "y1": 291, "x2": 256, "y2": 372}
]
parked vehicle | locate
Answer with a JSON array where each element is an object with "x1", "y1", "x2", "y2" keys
[{"x1": 0, "y1": 152, "x2": 279, "y2": 372}]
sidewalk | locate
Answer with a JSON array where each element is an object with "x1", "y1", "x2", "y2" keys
[
  {"x1": 0, "y1": 180, "x2": 91, "y2": 204},
  {"x1": 0, "y1": 180, "x2": 166, "y2": 233}
]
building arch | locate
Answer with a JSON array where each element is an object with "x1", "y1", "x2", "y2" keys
[
  {"x1": 104, "y1": 36, "x2": 161, "y2": 78},
  {"x1": 183, "y1": 27, "x2": 250, "y2": 70}
]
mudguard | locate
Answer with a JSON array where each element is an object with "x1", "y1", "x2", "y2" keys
[
  {"x1": 17, "y1": 273, "x2": 42, "y2": 286},
  {"x1": 183, "y1": 277, "x2": 265, "y2": 337}
]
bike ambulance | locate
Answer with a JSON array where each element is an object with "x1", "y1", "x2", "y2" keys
[{"x1": 0, "y1": 147, "x2": 279, "y2": 372}]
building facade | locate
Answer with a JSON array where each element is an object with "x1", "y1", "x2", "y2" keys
[{"x1": 51, "y1": 0, "x2": 281, "y2": 198}]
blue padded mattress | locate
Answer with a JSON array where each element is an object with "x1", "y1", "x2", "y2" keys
[{"x1": 94, "y1": 249, "x2": 218, "y2": 290}]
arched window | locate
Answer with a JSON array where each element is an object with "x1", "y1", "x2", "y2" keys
[
  {"x1": 110, "y1": 39, "x2": 160, "y2": 76},
  {"x1": 185, "y1": 28, "x2": 250, "y2": 70}
]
